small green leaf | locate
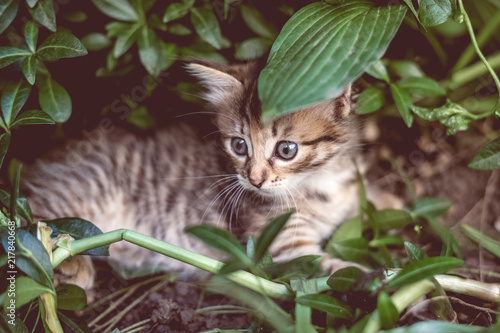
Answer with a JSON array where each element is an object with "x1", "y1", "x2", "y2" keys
[
  {"x1": 468, "y1": 138, "x2": 500, "y2": 170},
  {"x1": 356, "y1": 87, "x2": 385, "y2": 114},
  {"x1": 0, "y1": 312, "x2": 30, "y2": 332},
  {"x1": 0, "y1": 0, "x2": 20, "y2": 35},
  {"x1": 111, "y1": 22, "x2": 142, "y2": 58},
  {"x1": 330, "y1": 238, "x2": 368, "y2": 262},
  {"x1": 37, "y1": 31, "x2": 88, "y2": 61},
  {"x1": 0, "y1": 190, "x2": 33, "y2": 224},
  {"x1": 240, "y1": 4, "x2": 278, "y2": 40},
  {"x1": 0, "y1": 134, "x2": 10, "y2": 170},
  {"x1": 37, "y1": 76, "x2": 72, "y2": 123},
  {"x1": 330, "y1": 216, "x2": 362, "y2": 243},
  {"x1": 369, "y1": 234, "x2": 404, "y2": 247},
  {"x1": 389, "y1": 60, "x2": 425, "y2": 79},
  {"x1": 369, "y1": 209, "x2": 413, "y2": 231},
  {"x1": 138, "y1": 27, "x2": 161, "y2": 76},
  {"x1": 57, "y1": 311, "x2": 91, "y2": 333},
  {"x1": 1, "y1": 79, "x2": 32, "y2": 126},
  {"x1": 461, "y1": 224, "x2": 500, "y2": 259},
  {"x1": 326, "y1": 266, "x2": 363, "y2": 292},
  {"x1": 427, "y1": 218, "x2": 462, "y2": 258},
  {"x1": 163, "y1": 0, "x2": 195, "y2": 23},
  {"x1": 0, "y1": 47, "x2": 31, "y2": 69},
  {"x1": 27, "y1": 0, "x2": 56, "y2": 32},
  {"x1": 46, "y1": 218, "x2": 109, "y2": 256},
  {"x1": 295, "y1": 294, "x2": 352, "y2": 319},
  {"x1": 418, "y1": 0, "x2": 453, "y2": 27},
  {"x1": 11, "y1": 276, "x2": 53, "y2": 309},
  {"x1": 91, "y1": 0, "x2": 139, "y2": 22},
  {"x1": 387, "y1": 256, "x2": 463, "y2": 288},
  {"x1": 56, "y1": 284, "x2": 87, "y2": 311},
  {"x1": 413, "y1": 197, "x2": 453, "y2": 219},
  {"x1": 390, "y1": 83, "x2": 413, "y2": 127},
  {"x1": 265, "y1": 255, "x2": 321, "y2": 280},
  {"x1": 404, "y1": 242, "x2": 428, "y2": 262},
  {"x1": 168, "y1": 23, "x2": 192, "y2": 36},
  {"x1": 22, "y1": 55, "x2": 37, "y2": 85},
  {"x1": 11, "y1": 109, "x2": 55, "y2": 127},
  {"x1": 401, "y1": 0, "x2": 423, "y2": 28},
  {"x1": 81, "y1": 33, "x2": 111, "y2": 51},
  {"x1": 412, "y1": 100, "x2": 473, "y2": 135},
  {"x1": 191, "y1": 7, "x2": 225, "y2": 50},
  {"x1": 398, "y1": 77, "x2": 446, "y2": 96},
  {"x1": 24, "y1": 21, "x2": 39, "y2": 53},
  {"x1": 366, "y1": 60, "x2": 391, "y2": 82},
  {"x1": 26, "y1": 0, "x2": 39, "y2": 8},
  {"x1": 235, "y1": 38, "x2": 272, "y2": 61},
  {"x1": 255, "y1": 211, "x2": 292, "y2": 263},
  {"x1": 377, "y1": 291, "x2": 399, "y2": 329},
  {"x1": 185, "y1": 224, "x2": 250, "y2": 265}
]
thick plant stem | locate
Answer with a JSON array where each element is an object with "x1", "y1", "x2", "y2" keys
[{"x1": 51, "y1": 229, "x2": 294, "y2": 300}]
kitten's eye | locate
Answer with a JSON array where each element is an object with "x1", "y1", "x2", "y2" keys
[
  {"x1": 276, "y1": 141, "x2": 298, "y2": 160},
  {"x1": 231, "y1": 137, "x2": 247, "y2": 156}
]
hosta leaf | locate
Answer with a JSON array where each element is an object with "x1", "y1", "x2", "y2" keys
[
  {"x1": 112, "y1": 22, "x2": 142, "y2": 58},
  {"x1": 0, "y1": 134, "x2": 10, "y2": 170},
  {"x1": 24, "y1": 21, "x2": 39, "y2": 53},
  {"x1": 37, "y1": 31, "x2": 88, "y2": 61},
  {"x1": 387, "y1": 256, "x2": 463, "y2": 288},
  {"x1": 0, "y1": 47, "x2": 31, "y2": 69},
  {"x1": 46, "y1": 218, "x2": 109, "y2": 256},
  {"x1": 37, "y1": 76, "x2": 72, "y2": 123},
  {"x1": 390, "y1": 83, "x2": 413, "y2": 127},
  {"x1": 91, "y1": 0, "x2": 139, "y2": 22},
  {"x1": 56, "y1": 284, "x2": 87, "y2": 311},
  {"x1": 191, "y1": 7, "x2": 225, "y2": 50},
  {"x1": 22, "y1": 55, "x2": 37, "y2": 85},
  {"x1": 0, "y1": 0, "x2": 20, "y2": 35},
  {"x1": 235, "y1": 38, "x2": 272, "y2": 60},
  {"x1": 295, "y1": 294, "x2": 352, "y2": 319},
  {"x1": 11, "y1": 109, "x2": 55, "y2": 127},
  {"x1": 27, "y1": 0, "x2": 56, "y2": 32},
  {"x1": 377, "y1": 291, "x2": 399, "y2": 329},
  {"x1": 413, "y1": 197, "x2": 453, "y2": 219},
  {"x1": 398, "y1": 77, "x2": 446, "y2": 96},
  {"x1": 259, "y1": 1, "x2": 406, "y2": 115},
  {"x1": 240, "y1": 4, "x2": 278, "y2": 40},
  {"x1": 1, "y1": 79, "x2": 32, "y2": 126},
  {"x1": 163, "y1": 0, "x2": 195, "y2": 23},
  {"x1": 412, "y1": 100, "x2": 473, "y2": 135},
  {"x1": 355, "y1": 87, "x2": 385, "y2": 114},
  {"x1": 418, "y1": 0, "x2": 453, "y2": 27},
  {"x1": 468, "y1": 138, "x2": 500, "y2": 170}
]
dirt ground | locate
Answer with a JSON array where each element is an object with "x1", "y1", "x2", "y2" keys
[{"x1": 77, "y1": 116, "x2": 500, "y2": 333}]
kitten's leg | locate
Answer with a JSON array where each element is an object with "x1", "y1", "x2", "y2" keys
[{"x1": 55, "y1": 256, "x2": 96, "y2": 290}]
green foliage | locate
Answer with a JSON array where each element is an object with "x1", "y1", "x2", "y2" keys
[{"x1": 468, "y1": 138, "x2": 500, "y2": 170}]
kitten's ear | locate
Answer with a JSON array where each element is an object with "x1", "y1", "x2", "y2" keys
[
  {"x1": 332, "y1": 85, "x2": 352, "y2": 119},
  {"x1": 186, "y1": 61, "x2": 243, "y2": 105}
]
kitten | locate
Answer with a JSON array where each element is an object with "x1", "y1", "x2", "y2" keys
[{"x1": 21, "y1": 60, "x2": 387, "y2": 289}]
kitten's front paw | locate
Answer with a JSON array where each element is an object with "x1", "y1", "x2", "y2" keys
[{"x1": 55, "y1": 255, "x2": 96, "y2": 291}]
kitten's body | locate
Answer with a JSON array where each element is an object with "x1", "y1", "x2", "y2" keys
[{"x1": 21, "y1": 61, "x2": 388, "y2": 289}]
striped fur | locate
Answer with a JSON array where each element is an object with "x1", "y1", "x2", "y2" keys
[{"x1": 21, "y1": 61, "x2": 386, "y2": 289}]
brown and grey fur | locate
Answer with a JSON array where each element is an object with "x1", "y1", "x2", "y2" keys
[{"x1": 21, "y1": 61, "x2": 395, "y2": 289}]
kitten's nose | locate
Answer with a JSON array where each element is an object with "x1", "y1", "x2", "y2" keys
[{"x1": 249, "y1": 175, "x2": 265, "y2": 188}]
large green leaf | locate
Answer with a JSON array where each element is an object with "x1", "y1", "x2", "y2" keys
[
  {"x1": 1, "y1": 80, "x2": 32, "y2": 127},
  {"x1": 0, "y1": 0, "x2": 20, "y2": 35},
  {"x1": 418, "y1": 0, "x2": 454, "y2": 27},
  {"x1": 22, "y1": 55, "x2": 37, "y2": 85},
  {"x1": 24, "y1": 21, "x2": 39, "y2": 53},
  {"x1": 258, "y1": 1, "x2": 406, "y2": 115},
  {"x1": 92, "y1": 0, "x2": 139, "y2": 22},
  {"x1": 295, "y1": 294, "x2": 352, "y2": 319},
  {"x1": 0, "y1": 134, "x2": 10, "y2": 170},
  {"x1": 11, "y1": 109, "x2": 55, "y2": 127},
  {"x1": 0, "y1": 47, "x2": 31, "y2": 69},
  {"x1": 162, "y1": 0, "x2": 195, "y2": 23},
  {"x1": 37, "y1": 31, "x2": 88, "y2": 61},
  {"x1": 46, "y1": 218, "x2": 109, "y2": 256},
  {"x1": 468, "y1": 138, "x2": 500, "y2": 170},
  {"x1": 27, "y1": 0, "x2": 56, "y2": 32},
  {"x1": 37, "y1": 76, "x2": 72, "y2": 123},
  {"x1": 387, "y1": 256, "x2": 463, "y2": 288},
  {"x1": 191, "y1": 7, "x2": 225, "y2": 50}
]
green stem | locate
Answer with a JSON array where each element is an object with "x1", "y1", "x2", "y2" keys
[
  {"x1": 51, "y1": 229, "x2": 294, "y2": 300},
  {"x1": 450, "y1": 51, "x2": 500, "y2": 89},
  {"x1": 457, "y1": 0, "x2": 500, "y2": 114}
]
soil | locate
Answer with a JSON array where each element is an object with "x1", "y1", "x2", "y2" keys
[{"x1": 75, "y1": 116, "x2": 500, "y2": 333}]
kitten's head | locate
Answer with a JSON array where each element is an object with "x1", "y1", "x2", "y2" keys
[{"x1": 187, "y1": 60, "x2": 358, "y2": 197}]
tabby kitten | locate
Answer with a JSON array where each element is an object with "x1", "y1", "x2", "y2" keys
[{"x1": 21, "y1": 60, "x2": 377, "y2": 289}]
